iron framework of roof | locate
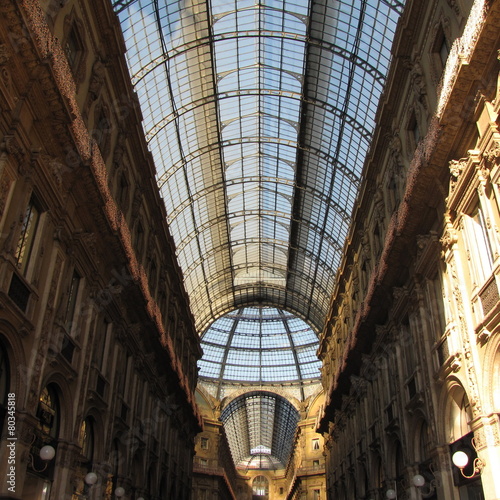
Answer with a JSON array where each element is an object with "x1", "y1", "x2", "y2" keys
[
  {"x1": 199, "y1": 306, "x2": 322, "y2": 398},
  {"x1": 112, "y1": 0, "x2": 405, "y2": 336},
  {"x1": 220, "y1": 391, "x2": 299, "y2": 469}
]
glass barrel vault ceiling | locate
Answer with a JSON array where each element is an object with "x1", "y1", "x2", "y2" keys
[
  {"x1": 112, "y1": 0, "x2": 405, "y2": 334},
  {"x1": 220, "y1": 391, "x2": 300, "y2": 470}
]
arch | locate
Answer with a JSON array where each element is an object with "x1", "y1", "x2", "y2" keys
[
  {"x1": 82, "y1": 407, "x2": 105, "y2": 462},
  {"x1": 36, "y1": 384, "x2": 61, "y2": 441},
  {"x1": 40, "y1": 372, "x2": 75, "y2": 440},
  {"x1": 384, "y1": 438, "x2": 405, "y2": 481},
  {"x1": 0, "y1": 339, "x2": 10, "y2": 436},
  {"x1": 370, "y1": 454, "x2": 384, "y2": 493},
  {"x1": 442, "y1": 380, "x2": 472, "y2": 444},
  {"x1": 220, "y1": 388, "x2": 302, "y2": 413},
  {"x1": 131, "y1": 450, "x2": 145, "y2": 490},
  {"x1": 305, "y1": 389, "x2": 326, "y2": 418},
  {"x1": 26, "y1": 383, "x2": 62, "y2": 479},
  {"x1": 146, "y1": 462, "x2": 158, "y2": 497},
  {"x1": 484, "y1": 332, "x2": 500, "y2": 412},
  {"x1": 195, "y1": 387, "x2": 217, "y2": 420},
  {"x1": 0, "y1": 322, "x2": 28, "y2": 403},
  {"x1": 436, "y1": 376, "x2": 469, "y2": 443},
  {"x1": 252, "y1": 474, "x2": 269, "y2": 497},
  {"x1": 78, "y1": 416, "x2": 95, "y2": 463},
  {"x1": 416, "y1": 419, "x2": 433, "y2": 463}
]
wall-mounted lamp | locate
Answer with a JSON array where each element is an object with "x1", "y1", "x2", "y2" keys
[
  {"x1": 84, "y1": 472, "x2": 98, "y2": 486},
  {"x1": 115, "y1": 486, "x2": 125, "y2": 497},
  {"x1": 413, "y1": 473, "x2": 439, "y2": 498},
  {"x1": 30, "y1": 443, "x2": 56, "y2": 472},
  {"x1": 386, "y1": 488, "x2": 397, "y2": 499},
  {"x1": 452, "y1": 449, "x2": 485, "y2": 479}
]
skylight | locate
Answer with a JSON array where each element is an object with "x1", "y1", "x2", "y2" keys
[
  {"x1": 199, "y1": 306, "x2": 321, "y2": 390},
  {"x1": 112, "y1": 0, "x2": 405, "y2": 335}
]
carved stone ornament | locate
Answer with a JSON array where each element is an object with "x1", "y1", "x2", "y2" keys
[
  {"x1": 393, "y1": 286, "x2": 408, "y2": 301},
  {"x1": 73, "y1": 231, "x2": 99, "y2": 262},
  {"x1": 440, "y1": 215, "x2": 458, "y2": 251},
  {"x1": 0, "y1": 43, "x2": 10, "y2": 65},
  {"x1": 449, "y1": 353, "x2": 462, "y2": 372},
  {"x1": 131, "y1": 184, "x2": 143, "y2": 218},
  {"x1": 449, "y1": 158, "x2": 466, "y2": 188},
  {"x1": 410, "y1": 57, "x2": 427, "y2": 108},
  {"x1": 483, "y1": 141, "x2": 500, "y2": 164},
  {"x1": 88, "y1": 57, "x2": 106, "y2": 101},
  {"x1": 476, "y1": 328, "x2": 491, "y2": 343},
  {"x1": 2, "y1": 135, "x2": 26, "y2": 169},
  {"x1": 447, "y1": 0, "x2": 461, "y2": 16}
]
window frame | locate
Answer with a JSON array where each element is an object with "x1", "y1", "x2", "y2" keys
[{"x1": 15, "y1": 196, "x2": 41, "y2": 276}]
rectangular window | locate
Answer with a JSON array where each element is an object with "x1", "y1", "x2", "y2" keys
[
  {"x1": 15, "y1": 198, "x2": 40, "y2": 275},
  {"x1": 94, "y1": 316, "x2": 109, "y2": 372},
  {"x1": 313, "y1": 489, "x2": 321, "y2": 500},
  {"x1": 439, "y1": 35, "x2": 449, "y2": 68},
  {"x1": 432, "y1": 27, "x2": 449, "y2": 76},
  {"x1": 312, "y1": 438, "x2": 320, "y2": 450},
  {"x1": 65, "y1": 270, "x2": 81, "y2": 332},
  {"x1": 116, "y1": 349, "x2": 126, "y2": 396},
  {"x1": 64, "y1": 26, "x2": 82, "y2": 72},
  {"x1": 464, "y1": 204, "x2": 494, "y2": 285},
  {"x1": 200, "y1": 437, "x2": 209, "y2": 450}
]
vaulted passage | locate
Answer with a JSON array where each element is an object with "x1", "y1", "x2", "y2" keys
[{"x1": 2, "y1": 1, "x2": 498, "y2": 499}]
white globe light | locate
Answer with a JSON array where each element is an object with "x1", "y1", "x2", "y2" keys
[
  {"x1": 386, "y1": 489, "x2": 397, "y2": 499},
  {"x1": 452, "y1": 450, "x2": 469, "y2": 468},
  {"x1": 115, "y1": 486, "x2": 125, "y2": 497},
  {"x1": 39, "y1": 445, "x2": 56, "y2": 461},
  {"x1": 413, "y1": 474, "x2": 425, "y2": 487},
  {"x1": 84, "y1": 472, "x2": 98, "y2": 485},
  {"x1": 137, "y1": 497, "x2": 145, "y2": 500}
]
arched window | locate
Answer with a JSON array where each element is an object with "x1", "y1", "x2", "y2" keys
[
  {"x1": 0, "y1": 342, "x2": 10, "y2": 435},
  {"x1": 252, "y1": 475, "x2": 269, "y2": 498},
  {"x1": 79, "y1": 417, "x2": 94, "y2": 462},
  {"x1": 37, "y1": 385, "x2": 60, "y2": 440},
  {"x1": 105, "y1": 438, "x2": 123, "y2": 497},
  {"x1": 29, "y1": 384, "x2": 60, "y2": 478},
  {"x1": 73, "y1": 417, "x2": 95, "y2": 498},
  {"x1": 449, "y1": 390, "x2": 472, "y2": 442}
]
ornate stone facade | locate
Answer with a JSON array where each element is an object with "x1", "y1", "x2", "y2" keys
[{"x1": 0, "y1": 1, "x2": 202, "y2": 498}]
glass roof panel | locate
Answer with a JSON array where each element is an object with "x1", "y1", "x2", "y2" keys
[
  {"x1": 113, "y1": 0, "x2": 405, "y2": 335},
  {"x1": 198, "y1": 306, "x2": 321, "y2": 389}
]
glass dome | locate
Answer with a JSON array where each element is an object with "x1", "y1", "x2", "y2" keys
[{"x1": 198, "y1": 306, "x2": 321, "y2": 384}]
